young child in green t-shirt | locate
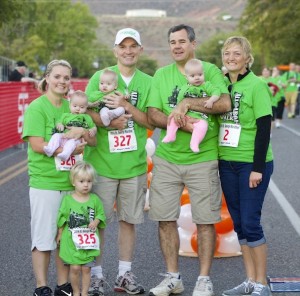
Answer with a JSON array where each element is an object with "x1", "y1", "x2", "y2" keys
[{"x1": 56, "y1": 161, "x2": 106, "y2": 296}]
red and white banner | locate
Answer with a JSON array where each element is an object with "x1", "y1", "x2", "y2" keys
[{"x1": 0, "y1": 79, "x2": 88, "y2": 152}]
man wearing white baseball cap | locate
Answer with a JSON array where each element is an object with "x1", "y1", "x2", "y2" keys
[
  {"x1": 114, "y1": 28, "x2": 142, "y2": 46},
  {"x1": 85, "y1": 28, "x2": 153, "y2": 296}
]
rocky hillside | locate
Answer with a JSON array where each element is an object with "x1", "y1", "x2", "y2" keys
[{"x1": 80, "y1": 0, "x2": 247, "y2": 66}]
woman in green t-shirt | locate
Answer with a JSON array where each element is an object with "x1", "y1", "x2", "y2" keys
[
  {"x1": 22, "y1": 60, "x2": 96, "y2": 296},
  {"x1": 219, "y1": 37, "x2": 273, "y2": 296}
]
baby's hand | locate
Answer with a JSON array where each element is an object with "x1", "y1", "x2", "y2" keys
[
  {"x1": 204, "y1": 100, "x2": 214, "y2": 109},
  {"x1": 88, "y1": 101, "x2": 101, "y2": 108},
  {"x1": 56, "y1": 123, "x2": 65, "y2": 132},
  {"x1": 88, "y1": 220, "x2": 99, "y2": 232},
  {"x1": 89, "y1": 127, "x2": 97, "y2": 137}
]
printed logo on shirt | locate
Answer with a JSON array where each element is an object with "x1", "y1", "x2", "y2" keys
[
  {"x1": 220, "y1": 91, "x2": 243, "y2": 124},
  {"x1": 167, "y1": 86, "x2": 180, "y2": 107},
  {"x1": 127, "y1": 90, "x2": 139, "y2": 128}
]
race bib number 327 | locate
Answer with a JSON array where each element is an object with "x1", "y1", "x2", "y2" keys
[{"x1": 108, "y1": 128, "x2": 137, "y2": 153}]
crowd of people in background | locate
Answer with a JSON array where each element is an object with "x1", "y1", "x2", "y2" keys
[
  {"x1": 259, "y1": 62, "x2": 300, "y2": 134},
  {"x1": 16, "y1": 24, "x2": 299, "y2": 296}
]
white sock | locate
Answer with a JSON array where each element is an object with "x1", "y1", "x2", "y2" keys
[
  {"x1": 198, "y1": 275, "x2": 210, "y2": 281},
  {"x1": 118, "y1": 260, "x2": 132, "y2": 277},
  {"x1": 168, "y1": 272, "x2": 180, "y2": 279},
  {"x1": 91, "y1": 266, "x2": 103, "y2": 278}
]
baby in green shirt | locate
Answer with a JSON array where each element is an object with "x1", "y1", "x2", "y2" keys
[
  {"x1": 163, "y1": 59, "x2": 221, "y2": 152},
  {"x1": 88, "y1": 69, "x2": 128, "y2": 126},
  {"x1": 44, "y1": 91, "x2": 96, "y2": 161}
]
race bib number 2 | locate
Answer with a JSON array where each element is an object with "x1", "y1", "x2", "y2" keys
[
  {"x1": 108, "y1": 128, "x2": 137, "y2": 153},
  {"x1": 219, "y1": 123, "x2": 241, "y2": 147},
  {"x1": 71, "y1": 227, "x2": 100, "y2": 250}
]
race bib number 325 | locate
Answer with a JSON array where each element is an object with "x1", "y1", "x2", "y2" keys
[{"x1": 71, "y1": 227, "x2": 100, "y2": 250}]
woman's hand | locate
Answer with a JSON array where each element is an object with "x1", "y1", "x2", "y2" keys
[
  {"x1": 63, "y1": 126, "x2": 85, "y2": 140},
  {"x1": 73, "y1": 139, "x2": 87, "y2": 155},
  {"x1": 249, "y1": 171, "x2": 263, "y2": 188}
]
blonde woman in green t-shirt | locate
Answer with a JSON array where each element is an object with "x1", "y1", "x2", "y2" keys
[
  {"x1": 219, "y1": 36, "x2": 273, "y2": 296},
  {"x1": 22, "y1": 60, "x2": 96, "y2": 296}
]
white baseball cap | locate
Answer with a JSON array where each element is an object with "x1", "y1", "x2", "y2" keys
[{"x1": 114, "y1": 28, "x2": 142, "y2": 46}]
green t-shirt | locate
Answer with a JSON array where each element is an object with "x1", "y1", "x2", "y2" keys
[
  {"x1": 57, "y1": 193, "x2": 106, "y2": 265},
  {"x1": 281, "y1": 71, "x2": 298, "y2": 92},
  {"x1": 177, "y1": 81, "x2": 221, "y2": 121},
  {"x1": 84, "y1": 65, "x2": 152, "y2": 178},
  {"x1": 58, "y1": 113, "x2": 96, "y2": 130},
  {"x1": 269, "y1": 76, "x2": 285, "y2": 104},
  {"x1": 89, "y1": 88, "x2": 126, "y2": 113},
  {"x1": 22, "y1": 95, "x2": 74, "y2": 190},
  {"x1": 147, "y1": 62, "x2": 228, "y2": 164},
  {"x1": 218, "y1": 71, "x2": 273, "y2": 162},
  {"x1": 260, "y1": 76, "x2": 278, "y2": 107}
]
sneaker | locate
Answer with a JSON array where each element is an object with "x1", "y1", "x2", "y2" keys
[
  {"x1": 54, "y1": 282, "x2": 73, "y2": 296},
  {"x1": 193, "y1": 278, "x2": 214, "y2": 296},
  {"x1": 275, "y1": 121, "x2": 281, "y2": 128},
  {"x1": 251, "y1": 283, "x2": 272, "y2": 296},
  {"x1": 222, "y1": 279, "x2": 255, "y2": 296},
  {"x1": 88, "y1": 275, "x2": 104, "y2": 296},
  {"x1": 149, "y1": 273, "x2": 184, "y2": 296},
  {"x1": 33, "y1": 286, "x2": 53, "y2": 296},
  {"x1": 114, "y1": 271, "x2": 145, "y2": 294}
]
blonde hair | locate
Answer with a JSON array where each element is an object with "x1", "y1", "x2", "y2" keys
[
  {"x1": 69, "y1": 161, "x2": 96, "y2": 185},
  {"x1": 69, "y1": 90, "x2": 88, "y2": 103},
  {"x1": 184, "y1": 58, "x2": 203, "y2": 74},
  {"x1": 222, "y1": 36, "x2": 254, "y2": 68},
  {"x1": 100, "y1": 68, "x2": 118, "y2": 83},
  {"x1": 38, "y1": 59, "x2": 72, "y2": 93}
]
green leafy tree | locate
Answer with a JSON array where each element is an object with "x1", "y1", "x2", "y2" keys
[
  {"x1": 0, "y1": 0, "x2": 113, "y2": 77},
  {"x1": 196, "y1": 32, "x2": 239, "y2": 69},
  {"x1": 0, "y1": 0, "x2": 23, "y2": 29},
  {"x1": 240, "y1": 0, "x2": 300, "y2": 66},
  {"x1": 137, "y1": 55, "x2": 158, "y2": 76}
]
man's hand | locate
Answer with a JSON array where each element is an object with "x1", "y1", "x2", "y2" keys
[
  {"x1": 103, "y1": 91, "x2": 129, "y2": 109},
  {"x1": 109, "y1": 114, "x2": 132, "y2": 130}
]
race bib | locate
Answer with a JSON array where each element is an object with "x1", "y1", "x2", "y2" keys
[
  {"x1": 219, "y1": 123, "x2": 241, "y2": 147},
  {"x1": 71, "y1": 227, "x2": 99, "y2": 250},
  {"x1": 108, "y1": 128, "x2": 137, "y2": 153},
  {"x1": 55, "y1": 154, "x2": 83, "y2": 171}
]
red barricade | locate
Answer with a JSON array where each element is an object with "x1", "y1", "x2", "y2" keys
[{"x1": 0, "y1": 79, "x2": 88, "y2": 152}]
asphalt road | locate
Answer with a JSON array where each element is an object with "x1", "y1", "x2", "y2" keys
[{"x1": 0, "y1": 117, "x2": 300, "y2": 296}]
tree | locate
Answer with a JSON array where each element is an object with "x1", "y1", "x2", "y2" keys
[
  {"x1": 239, "y1": 0, "x2": 300, "y2": 66},
  {"x1": 0, "y1": 0, "x2": 113, "y2": 77},
  {"x1": 0, "y1": 0, "x2": 23, "y2": 29},
  {"x1": 137, "y1": 55, "x2": 158, "y2": 76},
  {"x1": 196, "y1": 32, "x2": 241, "y2": 70}
]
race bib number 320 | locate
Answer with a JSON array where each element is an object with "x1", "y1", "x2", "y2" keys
[
  {"x1": 108, "y1": 128, "x2": 137, "y2": 152},
  {"x1": 71, "y1": 227, "x2": 100, "y2": 250}
]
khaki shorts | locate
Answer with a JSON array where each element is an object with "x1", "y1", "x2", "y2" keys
[
  {"x1": 149, "y1": 156, "x2": 221, "y2": 224},
  {"x1": 30, "y1": 188, "x2": 69, "y2": 251},
  {"x1": 285, "y1": 91, "x2": 298, "y2": 105},
  {"x1": 92, "y1": 174, "x2": 147, "y2": 224}
]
